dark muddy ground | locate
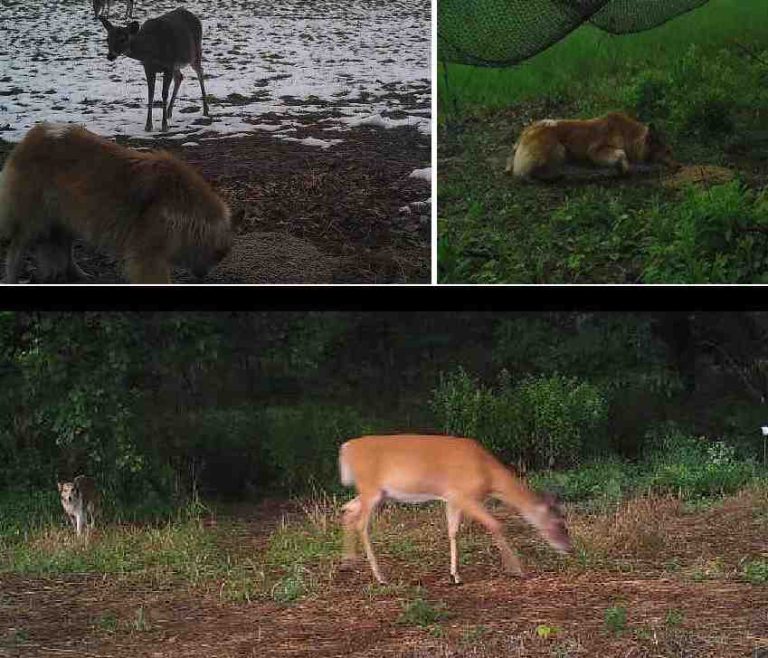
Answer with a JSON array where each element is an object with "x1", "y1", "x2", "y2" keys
[{"x1": 0, "y1": 120, "x2": 431, "y2": 284}]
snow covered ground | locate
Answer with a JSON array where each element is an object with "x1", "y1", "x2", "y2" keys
[{"x1": 0, "y1": 0, "x2": 430, "y2": 145}]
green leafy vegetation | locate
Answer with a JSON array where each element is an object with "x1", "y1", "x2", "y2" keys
[
  {"x1": 398, "y1": 592, "x2": 449, "y2": 627},
  {"x1": 604, "y1": 605, "x2": 628, "y2": 634}
]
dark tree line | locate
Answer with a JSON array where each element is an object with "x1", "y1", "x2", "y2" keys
[{"x1": 1, "y1": 312, "x2": 766, "y2": 506}]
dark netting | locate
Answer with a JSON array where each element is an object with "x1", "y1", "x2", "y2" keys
[{"x1": 438, "y1": 0, "x2": 711, "y2": 67}]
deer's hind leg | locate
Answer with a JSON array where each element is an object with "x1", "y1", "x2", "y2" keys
[
  {"x1": 167, "y1": 69, "x2": 184, "y2": 121},
  {"x1": 344, "y1": 490, "x2": 385, "y2": 583},
  {"x1": 143, "y1": 67, "x2": 156, "y2": 132},
  {"x1": 160, "y1": 69, "x2": 173, "y2": 132},
  {"x1": 191, "y1": 47, "x2": 209, "y2": 117}
]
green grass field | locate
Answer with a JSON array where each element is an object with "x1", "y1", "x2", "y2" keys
[{"x1": 438, "y1": 0, "x2": 768, "y2": 283}]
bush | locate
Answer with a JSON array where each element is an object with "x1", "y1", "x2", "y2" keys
[
  {"x1": 259, "y1": 404, "x2": 371, "y2": 494},
  {"x1": 431, "y1": 368, "x2": 608, "y2": 468},
  {"x1": 641, "y1": 423, "x2": 757, "y2": 497},
  {"x1": 530, "y1": 458, "x2": 634, "y2": 503}
]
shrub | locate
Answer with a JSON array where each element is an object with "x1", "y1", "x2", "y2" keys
[
  {"x1": 641, "y1": 423, "x2": 757, "y2": 498},
  {"x1": 530, "y1": 458, "x2": 634, "y2": 503},
  {"x1": 431, "y1": 368, "x2": 608, "y2": 469},
  {"x1": 259, "y1": 404, "x2": 371, "y2": 494}
]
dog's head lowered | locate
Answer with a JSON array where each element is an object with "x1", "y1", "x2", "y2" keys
[{"x1": 645, "y1": 124, "x2": 679, "y2": 170}]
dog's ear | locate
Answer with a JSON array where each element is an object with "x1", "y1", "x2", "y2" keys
[
  {"x1": 99, "y1": 16, "x2": 113, "y2": 31},
  {"x1": 128, "y1": 21, "x2": 141, "y2": 34},
  {"x1": 57, "y1": 481, "x2": 64, "y2": 493}
]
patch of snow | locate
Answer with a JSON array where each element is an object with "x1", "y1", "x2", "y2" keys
[
  {"x1": 276, "y1": 135, "x2": 343, "y2": 149},
  {"x1": 0, "y1": 0, "x2": 430, "y2": 145},
  {"x1": 408, "y1": 168, "x2": 431, "y2": 182}
]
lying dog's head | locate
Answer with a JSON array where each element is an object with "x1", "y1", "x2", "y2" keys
[{"x1": 645, "y1": 124, "x2": 680, "y2": 170}]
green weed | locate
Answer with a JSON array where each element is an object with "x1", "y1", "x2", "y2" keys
[{"x1": 604, "y1": 604, "x2": 628, "y2": 634}]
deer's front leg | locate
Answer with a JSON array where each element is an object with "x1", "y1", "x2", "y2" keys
[
  {"x1": 144, "y1": 67, "x2": 156, "y2": 132},
  {"x1": 160, "y1": 70, "x2": 172, "y2": 132}
]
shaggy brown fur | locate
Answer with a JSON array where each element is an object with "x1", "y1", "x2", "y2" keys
[
  {"x1": 506, "y1": 112, "x2": 678, "y2": 181},
  {"x1": 0, "y1": 123, "x2": 231, "y2": 283}
]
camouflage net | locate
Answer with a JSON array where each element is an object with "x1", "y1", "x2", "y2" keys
[{"x1": 438, "y1": 0, "x2": 711, "y2": 67}]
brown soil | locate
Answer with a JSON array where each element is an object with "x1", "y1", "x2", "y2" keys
[
  {"x1": 0, "y1": 121, "x2": 430, "y2": 284},
  {"x1": 2, "y1": 492, "x2": 766, "y2": 658}
]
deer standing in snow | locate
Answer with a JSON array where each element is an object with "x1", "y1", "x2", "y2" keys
[{"x1": 100, "y1": 8, "x2": 209, "y2": 132}]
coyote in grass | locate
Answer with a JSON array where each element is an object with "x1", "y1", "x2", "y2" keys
[
  {"x1": 58, "y1": 476, "x2": 99, "y2": 537},
  {"x1": 507, "y1": 111, "x2": 678, "y2": 181}
]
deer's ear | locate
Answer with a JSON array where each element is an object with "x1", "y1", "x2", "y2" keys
[
  {"x1": 128, "y1": 21, "x2": 140, "y2": 34},
  {"x1": 99, "y1": 16, "x2": 113, "y2": 31}
]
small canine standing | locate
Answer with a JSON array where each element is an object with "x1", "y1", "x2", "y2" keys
[
  {"x1": 58, "y1": 476, "x2": 99, "y2": 537},
  {"x1": 507, "y1": 111, "x2": 678, "y2": 181},
  {"x1": 0, "y1": 123, "x2": 232, "y2": 284}
]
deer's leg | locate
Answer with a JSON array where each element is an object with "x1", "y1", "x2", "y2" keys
[
  {"x1": 125, "y1": 0, "x2": 132, "y2": 18},
  {"x1": 144, "y1": 68, "x2": 156, "y2": 132},
  {"x1": 445, "y1": 501, "x2": 463, "y2": 584},
  {"x1": 192, "y1": 61, "x2": 209, "y2": 117},
  {"x1": 451, "y1": 496, "x2": 523, "y2": 577},
  {"x1": 355, "y1": 491, "x2": 385, "y2": 584},
  {"x1": 341, "y1": 496, "x2": 362, "y2": 560},
  {"x1": 160, "y1": 70, "x2": 172, "y2": 132},
  {"x1": 167, "y1": 69, "x2": 183, "y2": 120}
]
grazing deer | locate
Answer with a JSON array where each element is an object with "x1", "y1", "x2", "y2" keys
[
  {"x1": 93, "y1": 0, "x2": 133, "y2": 19},
  {"x1": 100, "y1": 8, "x2": 209, "y2": 132},
  {"x1": 339, "y1": 434, "x2": 572, "y2": 584},
  {"x1": 58, "y1": 476, "x2": 99, "y2": 537}
]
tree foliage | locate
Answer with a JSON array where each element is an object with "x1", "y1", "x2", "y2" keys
[{"x1": 1, "y1": 312, "x2": 767, "y2": 510}]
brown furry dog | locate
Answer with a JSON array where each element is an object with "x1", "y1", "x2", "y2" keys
[
  {"x1": 506, "y1": 112, "x2": 678, "y2": 181},
  {"x1": 0, "y1": 123, "x2": 232, "y2": 283}
]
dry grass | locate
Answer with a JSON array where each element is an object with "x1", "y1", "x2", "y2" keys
[
  {"x1": 2, "y1": 487, "x2": 767, "y2": 657},
  {"x1": 575, "y1": 496, "x2": 683, "y2": 564}
]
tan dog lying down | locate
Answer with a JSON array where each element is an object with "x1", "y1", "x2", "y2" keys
[{"x1": 507, "y1": 112, "x2": 678, "y2": 181}]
